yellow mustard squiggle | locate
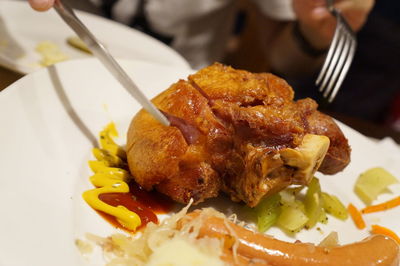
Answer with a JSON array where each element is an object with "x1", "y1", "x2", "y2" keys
[{"x1": 82, "y1": 123, "x2": 141, "y2": 231}]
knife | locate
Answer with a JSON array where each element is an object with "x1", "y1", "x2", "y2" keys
[{"x1": 53, "y1": 0, "x2": 170, "y2": 126}]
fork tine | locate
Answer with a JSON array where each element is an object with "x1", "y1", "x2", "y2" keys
[
  {"x1": 327, "y1": 35, "x2": 356, "y2": 102},
  {"x1": 323, "y1": 29, "x2": 351, "y2": 98},
  {"x1": 318, "y1": 23, "x2": 346, "y2": 93},
  {"x1": 316, "y1": 6, "x2": 357, "y2": 102},
  {"x1": 316, "y1": 23, "x2": 341, "y2": 86}
]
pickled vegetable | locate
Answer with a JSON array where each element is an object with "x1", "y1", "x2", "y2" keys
[
  {"x1": 277, "y1": 204, "x2": 309, "y2": 232},
  {"x1": 252, "y1": 179, "x2": 346, "y2": 233},
  {"x1": 318, "y1": 209, "x2": 329, "y2": 224},
  {"x1": 304, "y1": 177, "x2": 323, "y2": 228},
  {"x1": 255, "y1": 194, "x2": 281, "y2": 232},
  {"x1": 354, "y1": 167, "x2": 398, "y2": 205},
  {"x1": 319, "y1": 231, "x2": 339, "y2": 247},
  {"x1": 348, "y1": 203, "x2": 366, "y2": 229},
  {"x1": 321, "y1": 192, "x2": 348, "y2": 220},
  {"x1": 362, "y1": 196, "x2": 400, "y2": 214}
]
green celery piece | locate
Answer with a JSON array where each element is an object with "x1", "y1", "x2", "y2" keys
[
  {"x1": 318, "y1": 208, "x2": 329, "y2": 224},
  {"x1": 255, "y1": 193, "x2": 281, "y2": 232},
  {"x1": 321, "y1": 192, "x2": 348, "y2": 220},
  {"x1": 354, "y1": 167, "x2": 398, "y2": 205},
  {"x1": 304, "y1": 177, "x2": 323, "y2": 229},
  {"x1": 277, "y1": 204, "x2": 309, "y2": 232}
]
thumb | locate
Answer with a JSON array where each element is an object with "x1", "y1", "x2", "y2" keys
[{"x1": 28, "y1": 0, "x2": 55, "y2": 11}]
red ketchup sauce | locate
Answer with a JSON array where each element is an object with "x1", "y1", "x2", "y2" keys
[{"x1": 98, "y1": 181, "x2": 174, "y2": 232}]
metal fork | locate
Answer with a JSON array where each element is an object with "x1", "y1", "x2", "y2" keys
[{"x1": 316, "y1": 0, "x2": 357, "y2": 103}]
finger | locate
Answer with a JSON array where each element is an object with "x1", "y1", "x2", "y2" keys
[
  {"x1": 293, "y1": 0, "x2": 331, "y2": 23},
  {"x1": 28, "y1": 0, "x2": 55, "y2": 11},
  {"x1": 293, "y1": 0, "x2": 337, "y2": 48},
  {"x1": 335, "y1": 0, "x2": 375, "y2": 31},
  {"x1": 335, "y1": 0, "x2": 375, "y2": 11},
  {"x1": 309, "y1": 6, "x2": 331, "y2": 21},
  {"x1": 293, "y1": 0, "x2": 333, "y2": 31}
]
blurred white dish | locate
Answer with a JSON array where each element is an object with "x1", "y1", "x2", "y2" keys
[
  {"x1": 0, "y1": 0, "x2": 189, "y2": 74},
  {"x1": 0, "y1": 58, "x2": 398, "y2": 265}
]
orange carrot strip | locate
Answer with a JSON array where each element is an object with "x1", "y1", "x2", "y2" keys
[
  {"x1": 362, "y1": 196, "x2": 400, "y2": 214},
  {"x1": 348, "y1": 203, "x2": 366, "y2": 229},
  {"x1": 371, "y1": 225, "x2": 400, "y2": 245}
]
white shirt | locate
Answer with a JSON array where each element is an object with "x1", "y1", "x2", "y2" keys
[{"x1": 98, "y1": 0, "x2": 295, "y2": 69}]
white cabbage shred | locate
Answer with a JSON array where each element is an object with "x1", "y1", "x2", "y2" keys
[{"x1": 79, "y1": 202, "x2": 233, "y2": 265}]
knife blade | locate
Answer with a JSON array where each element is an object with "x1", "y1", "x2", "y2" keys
[{"x1": 53, "y1": 0, "x2": 170, "y2": 126}]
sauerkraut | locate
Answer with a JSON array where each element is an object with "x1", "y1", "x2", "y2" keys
[{"x1": 78, "y1": 203, "x2": 229, "y2": 265}]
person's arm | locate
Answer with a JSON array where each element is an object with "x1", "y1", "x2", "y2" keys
[
  {"x1": 28, "y1": 0, "x2": 54, "y2": 11},
  {"x1": 268, "y1": 0, "x2": 374, "y2": 78}
]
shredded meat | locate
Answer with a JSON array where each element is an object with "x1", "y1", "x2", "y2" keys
[{"x1": 126, "y1": 63, "x2": 351, "y2": 207}]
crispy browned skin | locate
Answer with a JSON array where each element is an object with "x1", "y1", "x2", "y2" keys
[
  {"x1": 307, "y1": 111, "x2": 351, "y2": 174},
  {"x1": 127, "y1": 63, "x2": 351, "y2": 206}
]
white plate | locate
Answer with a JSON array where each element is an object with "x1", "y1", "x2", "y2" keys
[
  {"x1": 0, "y1": 0, "x2": 190, "y2": 74},
  {"x1": 0, "y1": 58, "x2": 399, "y2": 265}
]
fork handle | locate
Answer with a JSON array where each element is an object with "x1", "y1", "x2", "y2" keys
[
  {"x1": 326, "y1": 0, "x2": 334, "y2": 5},
  {"x1": 326, "y1": 0, "x2": 335, "y2": 11}
]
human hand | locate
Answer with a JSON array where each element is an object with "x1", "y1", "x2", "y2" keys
[
  {"x1": 293, "y1": 0, "x2": 374, "y2": 50},
  {"x1": 28, "y1": 0, "x2": 54, "y2": 11}
]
